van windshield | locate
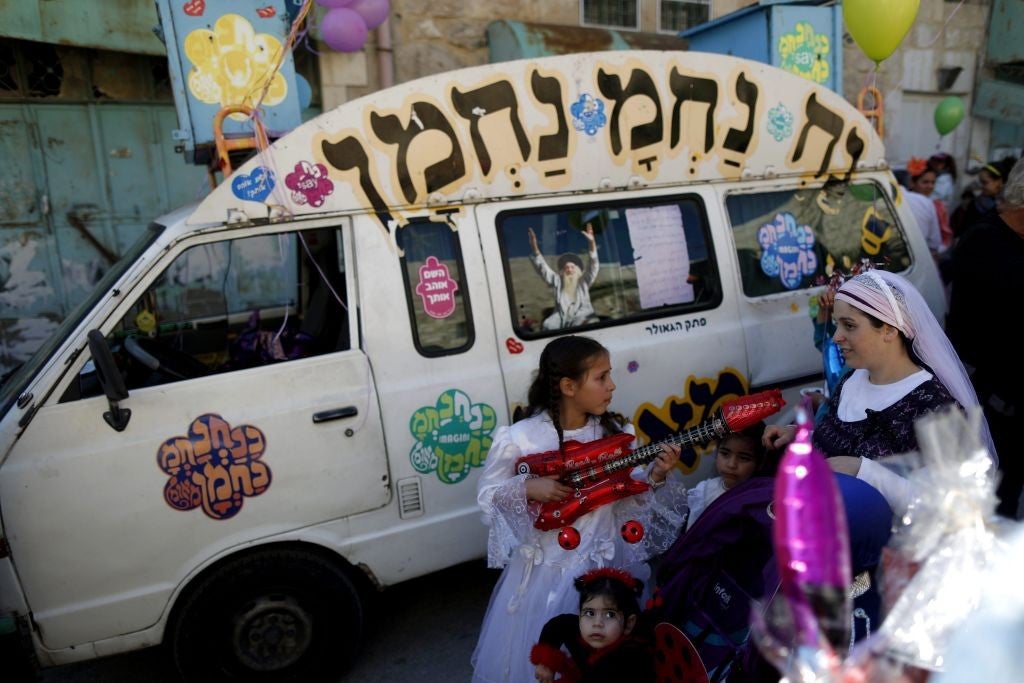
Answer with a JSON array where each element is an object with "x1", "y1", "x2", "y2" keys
[{"x1": 0, "y1": 223, "x2": 165, "y2": 414}]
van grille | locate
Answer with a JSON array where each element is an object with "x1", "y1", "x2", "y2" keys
[{"x1": 397, "y1": 477, "x2": 424, "y2": 519}]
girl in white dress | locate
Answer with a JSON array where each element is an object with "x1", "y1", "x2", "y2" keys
[{"x1": 471, "y1": 335, "x2": 687, "y2": 683}]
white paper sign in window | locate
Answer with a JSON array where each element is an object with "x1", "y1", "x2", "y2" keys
[{"x1": 626, "y1": 205, "x2": 694, "y2": 309}]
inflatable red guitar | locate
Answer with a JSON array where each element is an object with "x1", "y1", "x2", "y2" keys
[{"x1": 514, "y1": 389, "x2": 785, "y2": 535}]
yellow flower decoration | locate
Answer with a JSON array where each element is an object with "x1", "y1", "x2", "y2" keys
[{"x1": 184, "y1": 14, "x2": 288, "y2": 120}]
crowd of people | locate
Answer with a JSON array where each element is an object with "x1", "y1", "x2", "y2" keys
[{"x1": 467, "y1": 154, "x2": 1024, "y2": 682}]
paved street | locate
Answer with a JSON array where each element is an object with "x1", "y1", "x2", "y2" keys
[{"x1": 40, "y1": 559, "x2": 497, "y2": 683}]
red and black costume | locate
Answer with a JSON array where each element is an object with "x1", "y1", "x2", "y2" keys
[{"x1": 530, "y1": 613, "x2": 655, "y2": 683}]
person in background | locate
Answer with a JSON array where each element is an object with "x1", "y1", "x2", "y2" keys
[
  {"x1": 530, "y1": 568, "x2": 654, "y2": 683},
  {"x1": 946, "y1": 157, "x2": 1024, "y2": 519},
  {"x1": 471, "y1": 335, "x2": 685, "y2": 683},
  {"x1": 903, "y1": 158, "x2": 944, "y2": 260},
  {"x1": 928, "y1": 152, "x2": 958, "y2": 216},
  {"x1": 763, "y1": 270, "x2": 995, "y2": 514},
  {"x1": 685, "y1": 422, "x2": 766, "y2": 530},
  {"x1": 956, "y1": 157, "x2": 1019, "y2": 242}
]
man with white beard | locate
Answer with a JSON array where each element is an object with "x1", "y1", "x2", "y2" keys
[{"x1": 527, "y1": 222, "x2": 600, "y2": 330}]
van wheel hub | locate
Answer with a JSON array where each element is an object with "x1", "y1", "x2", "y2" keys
[{"x1": 232, "y1": 596, "x2": 312, "y2": 671}]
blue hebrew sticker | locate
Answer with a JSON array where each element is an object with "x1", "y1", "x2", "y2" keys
[
  {"x1": 231, "y1": 166, "x2": 276, "y2": 202},
  {"x1": 570, "y1": 94, "x2": 608, "y2": 137},
  {"x1": 766, "y1": 103, "x2": 794, "y2": 142},
  {"x1": 758, "y1": 212, "x2": 818, "y2": 290}
]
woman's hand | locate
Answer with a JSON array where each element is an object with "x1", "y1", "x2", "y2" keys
[
  {"x1": 535, "y1": 663, "x2": 554, "y2": 683},
  {"x1": 650, "y1": 443, "x2": 682, "y2": 483},
  {"x1": 762, "y1": 424, "x2": 797, "y2": 450},
  {"x1": 525, "y1": 474, "x2": 573, "y2": 503}
]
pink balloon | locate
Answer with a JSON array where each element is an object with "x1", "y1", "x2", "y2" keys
[
  {"x1": 350, "y1": 0, "x2": 390, "y2": 30},
  {"x1": 315, "y1": 0, "x2": 355, "y2": 8},
  {"x1": 321, "y1": 7, "x2": 368, "y2": 53}
]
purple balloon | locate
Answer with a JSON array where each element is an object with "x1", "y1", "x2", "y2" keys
[
  {"x1": 350, "y1": 0, "x2": 390, "y2": 30},
  {"x1": 321, "y1": 7, "x2": 368, "y2": 53},
  {"x1": 315, "y1": 0, "x2": 356, "y2": 8}
]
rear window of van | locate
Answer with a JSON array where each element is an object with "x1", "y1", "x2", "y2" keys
[{"x1": 726, "y1": 181, "x2": 912, "y2": 297}]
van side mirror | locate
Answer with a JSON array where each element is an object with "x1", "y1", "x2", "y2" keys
[{"x1": 87, "y1": 330, "x2": 131, "y2": 432}]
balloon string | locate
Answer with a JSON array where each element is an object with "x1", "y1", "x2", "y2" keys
[
  {"x1": 919, "y1": 0, "x2": 967, "y2": 50},
  {"x1": 250, "y1": 0, "x2": 315, "y2": 112}
]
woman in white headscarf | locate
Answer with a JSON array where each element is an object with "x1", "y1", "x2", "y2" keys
[{"x1": 764, "y1": 270, "x2": 996, "y2": 510}]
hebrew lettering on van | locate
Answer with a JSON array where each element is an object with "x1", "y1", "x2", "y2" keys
[
  {"x1": 530, "y1": 69, "x2": 572, "y2": 170},
  {"x1": 634, "y1": 369, "x2": 747, "y2": 472},
  {"x1": 450, "y1": 80, "x2": 531, "y2": 178},
  {"x1": 791, "y1": 93, "x2": 844, "y2": 178},
  {"x1": 409, "y1": 389, "x2": 497, "y2": 484},
  {"x1": 370, "y1": 101, "x2": 467, "y2": 205},
  {"x1": 667, "y1": 69, "x2": 718, "y2": 154},
  {"x1": 758, "y1": 212, "x2": 818, "y2": 290},
  {"x1": 157, "y1": 414, "x2": 272, "y2": 520},
  {"x1": 778, "y1": 22, "x2": 831, "y2": 85},
  {"x1": 720, "y1": 72, "x2": 760, "y2": 170},
  {"x1": 597, "y1": 66, "x2": 664, "y2": 172},
  {"x1": 319, "y1": 134, "x2": 398, "y2": 234},
  {"x1": 415, "y1": 255, "x2": 459, "y2": 318}
]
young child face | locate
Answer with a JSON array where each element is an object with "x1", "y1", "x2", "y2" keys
[
  {"x1": 564, "y1": 352, "x2": 615, "y2": 416},
  {"x1": 579, "y1": 594, "x2": 633, "y2": 649},
  {"x1": 716, "y1": 435, "x2": 759, "y2": 489}
]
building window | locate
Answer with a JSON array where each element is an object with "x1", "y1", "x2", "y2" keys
[
  {"x1": 660, "y1": 0, "x2": 711, "y2": 33},
  {"x1": 582, "y1": 0, "x2": 640, "y2": 31}
]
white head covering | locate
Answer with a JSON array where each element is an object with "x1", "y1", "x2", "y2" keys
[{"x1": 835, "y1": 270, "x2": 997, "y2": 465}]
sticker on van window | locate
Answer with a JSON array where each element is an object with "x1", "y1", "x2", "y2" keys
[
  {"x1": 409, "y1": 390, "x2": 497, "y2": 484},
  {"x1": 757, "y1": 212, "x2": 818, "y2": 290},
  {"x1": 157, "y1": 414, "x2": 272, "y2": 520},
  {"x1": 231, "y1": 166, "x2": 277, "y2": 203},
  {"x1": 415, "y1": 256, "x2": 459, "y2": 318}
]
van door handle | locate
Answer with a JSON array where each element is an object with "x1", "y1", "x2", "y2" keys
[{"x1": 312, "y1": 406, "x2": 358, "y2": 423}]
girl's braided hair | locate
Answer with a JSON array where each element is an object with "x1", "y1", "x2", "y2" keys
[{"x1": 523, "y1": 335, "x2": 626, "y2": 452}]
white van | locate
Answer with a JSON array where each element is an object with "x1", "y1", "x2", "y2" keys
[{"x1": 0, "y1": 50, "x2": 942, "y2": 680}]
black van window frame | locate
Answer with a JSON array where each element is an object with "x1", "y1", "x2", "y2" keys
[
  {"x1": 395, "y1": 218, "x2": 475, "y2": 358},
  {"x1": 495, "y1": 193, "x2": 721, "y2": 340}
]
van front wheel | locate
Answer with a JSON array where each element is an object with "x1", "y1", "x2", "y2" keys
[{"x1": 170, "y1": 548, "x2": 363, "y2": 682}]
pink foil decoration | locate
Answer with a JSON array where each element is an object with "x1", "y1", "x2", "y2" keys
[{"x1": 772, "y1": 397, "x2": 852, "y2": 651}]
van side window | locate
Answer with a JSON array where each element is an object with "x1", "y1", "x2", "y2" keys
[
  {"x1": 65, "y1": 227, "x2": 349, "y2": 400},
  {"x1": 395, "y1": 219, "x2": 473, "y2": 357},
  {"x1": 726, "y1": 183, "x2": 911, "y2": 297},
  {"x1": 498, "y1": 196, "x2": 718, "y2": 337}
]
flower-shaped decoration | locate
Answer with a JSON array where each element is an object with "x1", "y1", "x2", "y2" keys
[
  {"x1": 758, "y1": 212, "x2": 818, "y2": 290},
  {"x1": 906, "y1": 156, "x2": 929, "y2": 178},
  {"x1": 285, "y1": 161, "x2": 335, "y2": 207},
  {"x1": 767, "y1": 103, "x2": 794, "y2": 142},
  {"x1": 157, "y1": 413, "x2": 271, "y2": 520},
  {"x1": 570, "y1": 93, "x2": 608, "y2": 137},
  {"x1": 408, "y1": 390, "x2": 496, "y2": 484},
  {"x1": 184, "y1": 14, "x2": 287, "y2": 119}
]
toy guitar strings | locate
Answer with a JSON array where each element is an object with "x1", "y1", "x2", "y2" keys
[{"x1": 515, "y1": 389, "x2": 785, "y2": 546}]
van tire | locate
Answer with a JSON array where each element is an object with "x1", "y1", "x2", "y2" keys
[{"x1": 169, "y1": 548, "x2": 363, "y2": 682}]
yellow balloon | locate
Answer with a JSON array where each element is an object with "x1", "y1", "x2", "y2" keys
[{"x1": 844, "y1": 0, "x2": 920, "y2": 66}]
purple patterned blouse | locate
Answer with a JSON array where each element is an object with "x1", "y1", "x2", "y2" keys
[{"x1": 813, "y1": 373, "x2": 959, "y2": 460}]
